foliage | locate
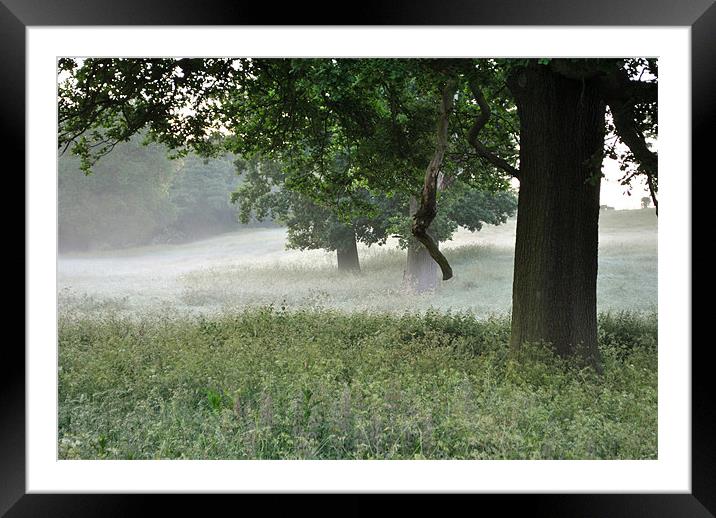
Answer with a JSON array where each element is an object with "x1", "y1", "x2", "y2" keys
[
  {"x1": 59, "y1": 135, "x2": 244, "y2": 251},
  {"x1": 387, "y1": 185, "x2": 518, "y2": 250},
  {"x1": 232, "y1": 158, "x2": 395, "y2": 252},
  {"x1": 58, "y1": 309, "x2": 657, "y2": 460},
  {"x1": 58, "y1": 59, "x2": 520, "y2": 252},
  {"x1": 598, "y1": 58, "x2": 659, "y2": 197},
  {"x1": 58, "y1": 57, "x2": 656, "y2": 255},
  {"x1": 233, "y1": 156, "x2": 517, "y2": 254},
  {"x1": 59, "y1": 138, "x2": 177, "y2": 251},
  {"x1": 58, "y1": 58, "x2": 240, "y2": 170},
  {"x1": 57, "y1": 57, "x2": 659, "y2": 365},
  {"x1": 167, "y1": 153, "x2": 241, "y2": 241}
]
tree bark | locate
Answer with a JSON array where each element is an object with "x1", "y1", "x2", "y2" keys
[
  {"x1": 404, "y1": 197, "x2": 439, "y2": 292},
  {"x1": 508, "y1": 64, "x2": 606, "y2": 371},
  {"x1": 336, "y1": 231, "x2": 360, "y2": 273},
  {"x1": 411, "y1": 79, "x2": 457, "y2": 281}
]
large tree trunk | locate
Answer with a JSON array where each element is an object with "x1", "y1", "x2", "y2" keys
[
  {"x1": 336, "y1": 231, "x2": 360, "y2": 273},
  {"x1": 404, "y1": 197, "x2": 438, "y2": 292},
  {"x1": 507, "y1": 64, "x2": 606, "y2": 370}
]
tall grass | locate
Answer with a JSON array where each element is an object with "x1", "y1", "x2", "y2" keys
[
  {"x1": 59, "y1": 209, "x2": 657, "y2": 317},
  {"x1": 58, "y1": 308, "x2": 657, "y2": 460},
  {"x1": 57, "y1": 210, "x2": 657, "y2": 459}
]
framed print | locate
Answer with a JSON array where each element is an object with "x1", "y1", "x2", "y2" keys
[{"x1": 5, "y1": 0, "x2": 712, "y2": 514}]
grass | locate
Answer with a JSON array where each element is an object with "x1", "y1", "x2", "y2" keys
[
  {"x1": 176, "y1": 242, "x2": 517, "y2": 315},
  {"x1": 58, "y1": 308, "x2": 657, "y2": 460},
  {"x1": 58, "y1": 208, "x2": 657, "y2": 316},
  {"x1": 57, "y1": 209, "x2": 658, "y2": 460}
]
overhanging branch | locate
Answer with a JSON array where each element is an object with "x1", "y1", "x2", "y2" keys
[
  {"x1": 467, "y1": 80, "x2": 520, "y2": 180},
  {"x1": 598, "y1": 69, "x2": 658, "y2": 106},
  {"x1": 605, "y1": 84, "x2": 659, "y2": 215},
  {"x1": 549, "y1": 62, "x2": 659, "y2": 214}
]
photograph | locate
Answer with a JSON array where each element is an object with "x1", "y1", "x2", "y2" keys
[
  {"x1": 56, "y1": 56, "x2": 659, "y2": 461},
  {"x1": 8, "y1": 8, "x2": 707, "y2": 509}
]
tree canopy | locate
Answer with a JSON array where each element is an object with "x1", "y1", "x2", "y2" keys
[
  {"x1": 58, "y1": 58, "x2": 519, "y2": 274},
  {"x1": 58, "y1": 57, "x2": 656, "y2": 261},
  {"x1": 233, "y1": 156, "x2": 517, "y2": 256},
  {"x1": 58, "y1": 57, "x2": 658, "y2": 368}
]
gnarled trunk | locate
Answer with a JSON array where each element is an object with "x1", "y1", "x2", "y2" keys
[
  {"x1": 336, "y1": 231, "x2": 360, "y2": 273},
  {"x1": 411, "y1": 80, "x2": 457, "y2": 281},
  {"x1": 508, "y1": 64, "x2": 606, "y2": 370},
  {"x1": 404, "y1": 197, "x2": 438, "y2": 292}
]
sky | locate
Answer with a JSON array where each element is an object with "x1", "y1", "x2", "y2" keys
[
  {"x1": 600, "y1": 156, "x2": 651, "y2": 210},
  {"x1": 509, "y1": 146, "x2": 653, "y2": 211}
]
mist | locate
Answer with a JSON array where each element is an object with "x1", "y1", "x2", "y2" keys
[
  {"x1": 58, "y1": 209, "x2": 657, "y2": 318},
  {"x1": 58, "y1": 135, "x2": 656, "y2": 318},
  {"x1": 55, "y1": 57, "x2": 661, "y2": 462}
]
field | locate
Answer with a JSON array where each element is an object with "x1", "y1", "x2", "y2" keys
[
  {"x1": 58, "y1": 208, "x2": 657, "y2": 316},
  {"x1": 58, "y1": 208, "x2": 658, "y2": 459}
]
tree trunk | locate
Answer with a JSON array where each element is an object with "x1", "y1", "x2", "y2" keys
[
  {"x1": 411, "y1": 79, "x2": 457, "y2": 281},
  {"x1": 404, "y1": 197, "x2": 438, "y2": 292},
  {"x1": 507, "y1": 64, "x2": 606, "y2": 370},
  {"x1": 336, "y1": 231, "x2": 360, "y2": 273}
]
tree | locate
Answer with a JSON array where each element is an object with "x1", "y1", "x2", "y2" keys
[
  {"x1": 232, "y1": 158, "x2": 396, "y2": 273},
  {"x1": 233, "y1": 157, "x2": 516, "y2": 284},
  {"x1": 57, "y1": 57, "x2": 514, "y2": 239},
  {"x1": 58, "y1": 57, "x2": 657, "y2": 369},
  {"x1": 168, "y1": 153, "x2": 241, "y2": 241},
  {"x1": 59, "y1": 57, "x2": 516, "y2": 287},
  {"x1": 388, "y1": 58, "x2": 656, "y2": 366},
  {"x1": 58, "y1": 136, "x2": 176, "y2": 251},
  {"x1": 388, "y1": 181, "x2": 517, "y2": 291},
  {"x1": 641, "y1": 196, "x2": 652, "y2": 209},
  {"x1": 484, "y1": 59, "x2": 657, "y2": 370},
  {"x1": 59, "y1": 132, "x2": 246, "y2": 251},
  {"x1": 229, "y1": 59, "x2": 516, "y2": 289}
]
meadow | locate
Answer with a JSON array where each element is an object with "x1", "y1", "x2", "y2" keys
[
  {"x1": 58, "y1": 208, "x2": 658, "y2": 459},
  {"x1": 58, "y1": 208, "x2": 657, "y2": 316}
]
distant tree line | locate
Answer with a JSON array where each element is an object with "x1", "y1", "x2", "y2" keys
[{"x1": 59, "y1": 136, "x2": 251, "y2": 252}]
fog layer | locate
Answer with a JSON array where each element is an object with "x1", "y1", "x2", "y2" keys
[{"x1": 58, "y1": 209, "x2": 657, "y2": 317}]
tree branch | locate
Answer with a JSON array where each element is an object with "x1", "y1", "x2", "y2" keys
[
  {"x1": 646, "y1": 173, "x2": 659, "y2": 215},
  {"x1": 411, "y1": 80, "x2": 458, "y2": 281},
  {"x1": 466, "y1": 80, "x2": 520, "y2": 180},
  {"x1": 598, "y1": 70, "x2": 657, "y2": 106},
  {"x1": 603, "y1": 74, "x2": 659, "y2": 215},
  {"x1": 549, "y1": 61, "x2": 659, "y2": 214}
]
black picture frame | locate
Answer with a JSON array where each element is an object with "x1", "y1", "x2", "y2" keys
[{"x1": 5, "y1": 0, "x2": 710, "y2": 515}]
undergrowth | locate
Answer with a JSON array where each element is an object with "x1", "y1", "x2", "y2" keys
[{"x1": 58, "y1": 308, "x2": 657, "y2": 460}]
